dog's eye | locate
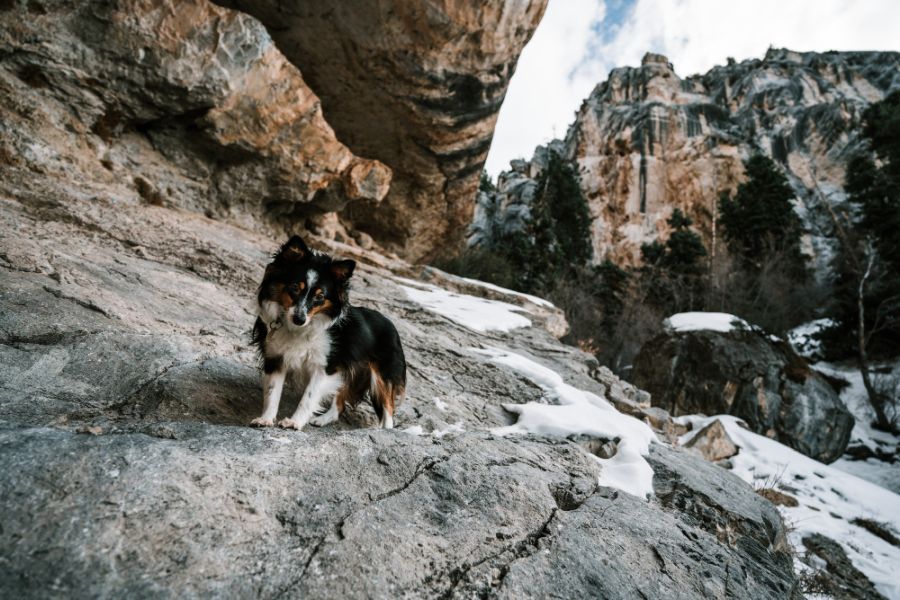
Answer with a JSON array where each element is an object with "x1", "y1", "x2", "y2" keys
[
  {"x1": 288, "y1": 283, "x2": 300, "y2": 294},
  {"x1": 313, "y1": 292, "x2": 325, "y2": 305}
]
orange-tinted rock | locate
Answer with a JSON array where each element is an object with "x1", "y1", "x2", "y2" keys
[{"x1": 215, "y1": 0, "x2": 548, "y2": 261}]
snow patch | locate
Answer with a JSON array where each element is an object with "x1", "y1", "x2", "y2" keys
[
  {"x1": 433, "y1": 397, "x2": 449, "y2": 412},
  {"x1": 678, "y1": 415, "x2": 900, "y2": 598},
  {"x1": 472, "y1": 347, "x2": 657, "y2": 499},
  {"x1": 788, "y1": 319, "x2": 835, "y2": 360},
  {"x1": 455, "y1": 275, "x2": 555, "y2": 308},
  {"x1": 432, "y1": 422, "x2": 465, "y2": 438},
  {"x1": 664, "y1": 312, "x2": 749, "y2": 333},
  {"x1": 396, "y1": 277, "x2": 532, "y2": 333}
]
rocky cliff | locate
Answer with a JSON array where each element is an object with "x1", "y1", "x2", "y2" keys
[
  {"x1": 0, "y1": 0, "x2": 393, "y2": 231},
  {"x1": 0, "y1": 2, "x2": 804, "y2": 597},
  {"x1": 216, "y1": 0, "x2": 548, "y2": 261},
  {"x1": 472, "y1": 49, "x2": 900, "y2": 275}
]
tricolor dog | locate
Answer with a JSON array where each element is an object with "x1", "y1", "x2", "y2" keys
[{"x1": 250, "y1": 235, "x2": 406, "y2": 430}]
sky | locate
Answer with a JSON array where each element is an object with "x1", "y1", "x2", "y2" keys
[{"x1": 485, "y1": 0, "x2": 900, "y2": 176}]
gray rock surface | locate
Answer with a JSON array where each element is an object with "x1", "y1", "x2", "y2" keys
[
  {"x1": 632, "y1": 324, "x2": 854, "y2": 464},
  {"x1": 0, "y1": 168, "x2": 800, "y2": 598}
]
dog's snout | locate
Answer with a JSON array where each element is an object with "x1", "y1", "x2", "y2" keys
[{"x1": 292, "y1": 313, "x2": 306, "y2": 326}]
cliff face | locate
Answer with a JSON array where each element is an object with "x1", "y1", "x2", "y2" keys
[
  {"x1": 215, "y1": 0, "x2": 548, "y2": 261},
  {"x1": 0, "y1": 0, "x2": 391, "y2": 229},
  {"x1": 473, "y1": 49, "x2": 900, "y2": 273}
]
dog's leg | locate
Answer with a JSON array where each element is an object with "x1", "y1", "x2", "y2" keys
[
  {"x1": 252, "y1": 359, "x2": 286, "y2": 427},
  {"x1": 369, "y1": 366, "x2": 397, "y2": 430},
  {"x1": 279, "y1": 369, "x2": 341, "y2": 430},
  {"x1": 310, "y1": 382, "x2": 353, "y2": 427},
  {"x1": 309, "y1": 400, "x2": 339, "y2": 427}
]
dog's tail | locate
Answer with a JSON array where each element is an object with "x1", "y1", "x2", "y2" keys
[{"x1": 368, "y1": 359, "x2": 405, "y2": 429}]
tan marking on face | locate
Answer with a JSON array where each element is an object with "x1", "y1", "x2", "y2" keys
[
  {"x1": 278, "y1": 288, "x2": 293, "y2": 310},
  {"x1": 307, "y1": 298, "x2": 333, "y2": 317}
]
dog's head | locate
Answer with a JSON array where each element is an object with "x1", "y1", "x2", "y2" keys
[{"x1": 257, "y1": 235, "x2": 355, "y2": 329}]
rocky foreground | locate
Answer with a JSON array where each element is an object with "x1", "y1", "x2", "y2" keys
[{"x1": 0, "y1": 166, "x2": 799, "y2": 598}]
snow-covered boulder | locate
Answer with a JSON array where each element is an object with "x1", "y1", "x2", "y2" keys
[{"x1": 632, "y1": 313, "x2": 854, "y2": 463}]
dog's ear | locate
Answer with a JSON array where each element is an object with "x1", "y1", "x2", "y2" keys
[
  {"x1": 277, "y1": 235, "x2": 309, "y2": 262},
  {"x1": 330, "y1": 259, "x2": 356, "y2": 283}
]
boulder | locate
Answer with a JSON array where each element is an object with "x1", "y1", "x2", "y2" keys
[
  {"x1": 632, "y1": 316, "x2": 854, "y2": 463},
  {"x1": 801, "y1": 534, "x2": 886, "y2": 600},
  {"x1": 684, "y1": 419, "x2": 738, "y2": 463}
]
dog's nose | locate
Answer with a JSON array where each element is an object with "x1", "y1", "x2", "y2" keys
[{"x1": 292, "y1": 314, "x2": 306, "y2": 326}]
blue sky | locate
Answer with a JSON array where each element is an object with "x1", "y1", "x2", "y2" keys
[{"x1": 485, "y1": 0, "x2": 900, "y2": 176}]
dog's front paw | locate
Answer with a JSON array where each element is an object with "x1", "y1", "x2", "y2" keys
[
  {"x1": 278, "y1": 418, "x2": 303, "y2": 430},
  {"x1": 250, "y1": 417, "x2": 274, "y2": 428}
]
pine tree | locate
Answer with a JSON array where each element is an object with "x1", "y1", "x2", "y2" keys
[
  {"x1": 825, "y1": 91, "x2": 900, "y2": 431},
  {"x1": 513, "y1": 151, "x2": 593, "y2": 291},
  {"x1": 719, "y1": 154, "x2": 805, "y2": 274},
  {"x1": 640, "y1": 208, "x2": 708, "y2": 312}
]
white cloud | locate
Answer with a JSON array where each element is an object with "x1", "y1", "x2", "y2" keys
[{"x1": 486, "y1": 0, "x2": 900, "y2": 176}]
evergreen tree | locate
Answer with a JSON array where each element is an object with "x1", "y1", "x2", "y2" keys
[
  {"x1": 827, "y1": 92, "x2": 900, "y2": 360},
  {"x1": 512, "y1": 151, "x2": 593, "y2": 291},
  {"x1": 640, "y1": 208, "x2": 708, "y2": 312},
  {"x1": 824, "y1": 91, "x2": 900, "y2": 431},
  {"x1": 719, "y1": 154, "x2": 805, "y2": 274},
  {"x1": 479, "y1": 170, "x2": 496, "y2": 193}
]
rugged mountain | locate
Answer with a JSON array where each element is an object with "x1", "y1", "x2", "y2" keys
[
  {"x1": 0, "y1": 1, "x2": 807, "y2": 597},
  {"x1": 471, "y1": 49, "x2": 900, "y2": 275},
  {"x1": 216, "y1": 0, "x2": 549, "y2": 261}
]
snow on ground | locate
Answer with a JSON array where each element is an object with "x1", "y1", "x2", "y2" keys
[
  {"x1": 395, "y1": 277, "x2": 532, "y2": 333},
  {"x1": 454, "y1": 275, "x2": 555, "y2": 308},
  {"x1": 432, "y1": 421, "x2": 466, "y2": 438},
  {"x1": 471, "y1": 347, "x2": 657, "y2": 499},
  {"x1": 813, "y1": 361, "x2": 900, "y2": 494},
  {"x1": 678, "y1": 415, "x2": 900, "y2": 599},
  {"x1": 664, "y1": 312, "x2": 750, "y2": 333},
  {"x1": 788, "y1": 318, "x2": 835, "y2": 361}
]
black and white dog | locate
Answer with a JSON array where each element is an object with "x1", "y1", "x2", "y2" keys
[{"x1": 250, "y1": 235, "x2": 406, "y2": 430}]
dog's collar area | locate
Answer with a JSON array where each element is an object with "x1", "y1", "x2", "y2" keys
[{"x1": 268, "y1": 317, "x2": 284, "y2": 333}]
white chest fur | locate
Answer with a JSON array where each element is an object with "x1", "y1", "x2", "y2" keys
[{"x1": 264, "y1": 316, "x2": 332, "y2": 374}]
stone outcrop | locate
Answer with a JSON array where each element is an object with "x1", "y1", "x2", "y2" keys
[
  {"x1": 472, "y1": 49, "x2": 900, "y2": 275},
  {"x1": 683, "y1": 419, "x2": 738, "y2": 463},
  {"x1": 215, "y1": 0, "x2": 549, "y2": 261},
  {"x1": 632, "y1": 321, "x2": 854, "y2": 464},
  {"x1": 0, "y1": 0, "x2": 390, "y2": 229}
]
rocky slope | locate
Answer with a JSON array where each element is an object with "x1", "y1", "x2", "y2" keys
[
  {"x1": 472, "y1": 49, "x2": 900, "y2": 275},
  {"x1": 215, "y1": 0, "x2": 548, "y2": 261},
  {"x1": 0, "y1": 163, "x2": 799, "y2": 599},
  {"x1": 0, "y1": 2, "x2": 803, "y2": 597}
]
